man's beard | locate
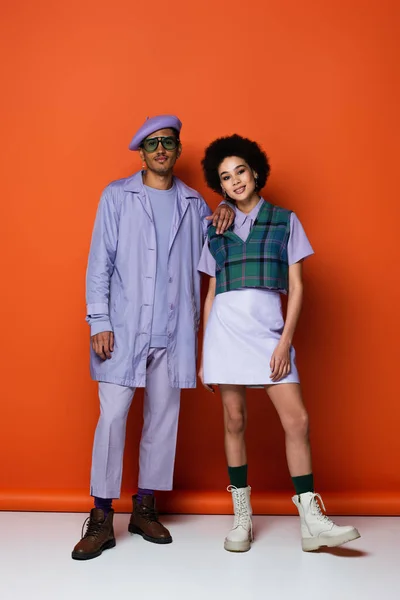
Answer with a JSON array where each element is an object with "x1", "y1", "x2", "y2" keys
[
  {"x1": 151, "y1": 166, "x2": 170, "y2": 175},
  {"x1": 147, "y1": 160, "x2": 173, "y2": 176}
]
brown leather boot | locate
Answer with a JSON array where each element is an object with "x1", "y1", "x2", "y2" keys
[
  {"x1": 71, "y1": 508, "x2": 116, "y2": 560},
  {"x1": 128, "y1": 494, "x2": 172, "y2": 544}
]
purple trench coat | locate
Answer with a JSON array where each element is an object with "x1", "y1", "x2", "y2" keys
[{"x1": 86, "y1": 171, "x2": 212, "y2": 388}]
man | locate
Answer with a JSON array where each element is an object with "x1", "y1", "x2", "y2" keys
[{"x1": 72, "y1": 115, "x2": 233, "y2": 560}]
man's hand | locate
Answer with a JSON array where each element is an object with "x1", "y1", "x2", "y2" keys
[
  {"x1": 206, "y1": 204, "x2": 235, "y2": 234},
  {"x1": 91, "y1": 331, "x2": 114, "y2": 360}
]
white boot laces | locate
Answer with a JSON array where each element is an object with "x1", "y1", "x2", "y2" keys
[
  {"x1": 309, "y1": 493, "x2": 332, "y2": 525},
  {"x1": 227, "y1": 485, "x2": 251, "y2": 529}
]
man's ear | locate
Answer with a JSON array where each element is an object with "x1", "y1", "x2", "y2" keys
[{"x1": 176, "y1": 143, "x2": 182, "y2": 159}]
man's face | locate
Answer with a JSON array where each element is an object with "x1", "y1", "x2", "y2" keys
[{"x1": 139, "y1": 128, "x2": 182, "y2": 175}]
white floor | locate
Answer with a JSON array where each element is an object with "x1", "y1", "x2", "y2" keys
[{"x1": 0, "y1": 512, "x2": 398, "y2": 600}]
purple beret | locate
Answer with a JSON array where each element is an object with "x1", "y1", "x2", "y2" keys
[{"x1": 129, "y1": 114, "x2": 182, "y2": 151}]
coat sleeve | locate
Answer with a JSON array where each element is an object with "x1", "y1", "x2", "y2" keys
[
  {"x1": 85, "y1": 186, "x2": 120, "y2": 335},
  {"x1": 197, "y1": 196, "x2": 213, "y2": 241}
]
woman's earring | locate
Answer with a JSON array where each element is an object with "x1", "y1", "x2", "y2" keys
[
  {"x1": 222, "y1": 187, "x2": 227, "y2": 198},
  {"x1": 254, "y1": 174, "x2": 259, "y2": 190}
]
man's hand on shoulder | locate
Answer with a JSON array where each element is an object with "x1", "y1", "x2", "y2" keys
[
  {"x1": 91, "y1": 331, "x2": 114, "y2": 360},
  {"x1": 206, "y1": 203, "x2": 234, "y2": 234}
]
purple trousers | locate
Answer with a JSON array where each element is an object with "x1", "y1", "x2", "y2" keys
[{"x1": 90, "y1": 348, "x2": 181, "y2": 498}]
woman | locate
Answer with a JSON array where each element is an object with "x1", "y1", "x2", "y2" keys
[{"x1": 198, "y1": 134, "x2": 360, "y2": 553}]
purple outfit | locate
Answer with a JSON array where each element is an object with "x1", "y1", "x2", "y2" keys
[
  {"x1": 198, "y1": 198, "x2": 314, "y2": 386},
  {"x1": 87, "y1": 171, "x2": 211, "y2": 497},
  {"x1": 86, "y1": 171, "x2": 211, "y2": 388}
]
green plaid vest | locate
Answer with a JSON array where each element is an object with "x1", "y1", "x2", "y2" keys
[{"x1": 208, "y1": 201, "x2": 292, "y2": 296}]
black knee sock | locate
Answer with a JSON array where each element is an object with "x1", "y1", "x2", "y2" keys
[
  {"x1": 292, "y1": 473, "x2": 314, "y2": 495},
  {"x1": 228, "y1": 465, "x2": 248, "y2": 489}
]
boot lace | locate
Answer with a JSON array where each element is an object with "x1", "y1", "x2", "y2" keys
[
  {"x1": 80, "y1": 516, "x2": 103, "y2": 540},
  {"x1": 309, "y1": 493, "x2": 332, "y2": 525},
  {"x1": 228, "y1": 485, "x2": 252, "y2": 530},
  {"x1": 140, "y1": 504, "x2": 160, "y2": 524}
]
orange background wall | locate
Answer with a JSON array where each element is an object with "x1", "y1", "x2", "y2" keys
[{"x1": 1, "y1": 0, "x2": 399, "y2": 515}]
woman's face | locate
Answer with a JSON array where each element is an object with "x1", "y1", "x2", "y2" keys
[{"x1": 218, "y1": 156, "x2": 258, "y2": 203}]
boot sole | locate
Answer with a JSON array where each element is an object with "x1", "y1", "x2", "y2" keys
[
  {"x1": 128, "y1": 523, "x2": 172, "y2": 544},
  {"x1": 224, "y1": 538, "x2": 252, "y2": 553},
  {"x1": 302, "y1": 528, "x2": 361, "y2": 552},
  {"x1": 71, "y1": 537, "x2": 116, "y2": 560}
]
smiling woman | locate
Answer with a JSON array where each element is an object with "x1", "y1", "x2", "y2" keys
[
  {"x1": 219, "y1": 159, "x2": 256, "y2": 202},
  {"x1": 198, "y1": 134, "x2": 360, "y2": 553},
  {"x1": 202, "y1": 133, "x2": 271, "y2": 203}
]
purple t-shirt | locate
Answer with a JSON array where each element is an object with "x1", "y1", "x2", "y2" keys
[
  {"x1": 198, "y1": 198, "x2": 314, "y2": 287},
  {"x1": 146, "y1": 183, "x2": 177, "y2": 347}
]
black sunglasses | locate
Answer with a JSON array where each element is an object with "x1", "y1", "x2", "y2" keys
[{"x1": 141, "y1": 136, "x2": 179, "y2": 153}]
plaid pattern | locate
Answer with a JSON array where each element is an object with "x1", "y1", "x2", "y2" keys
[{"x1": 208, "y1": 201, "x2": 292, "y2": 296}]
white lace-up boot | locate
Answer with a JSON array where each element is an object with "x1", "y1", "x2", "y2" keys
[
  {"x1": 224, "y1": 485, "x2": 253, "y2": 552},
  {"x1": 292, "y1": 491, "x2": 360, "y2": 551}
]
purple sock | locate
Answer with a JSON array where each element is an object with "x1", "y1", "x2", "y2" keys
[
  {"x1": 137, "y1": 488, "x2": 154, "y2": 504},
  {"x1": 94, "y1": 496, "x2": 113, "y2": 517}
]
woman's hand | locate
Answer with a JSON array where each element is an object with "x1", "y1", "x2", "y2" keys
[
  {"x1": 198, "y1": 363, "x2": 215, "y2": 393},
  {"x1": 270, "y1": 341, "x2": 291, "y2": 382}
]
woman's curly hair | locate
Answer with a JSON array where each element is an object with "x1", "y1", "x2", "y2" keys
[{"x1": 201, "y1": 134, "x2": 271, "y2": 195}]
